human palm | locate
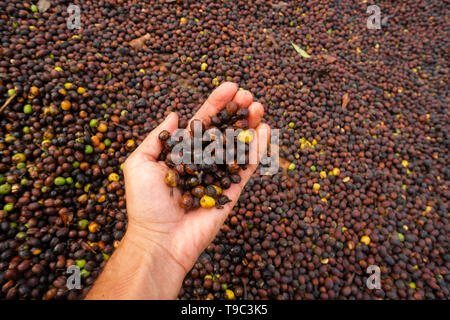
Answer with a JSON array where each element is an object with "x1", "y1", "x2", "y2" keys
[{"x1": 123, "y1": 82, "x2": 269, "y2": 274}]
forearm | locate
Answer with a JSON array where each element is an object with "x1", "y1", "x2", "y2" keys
[{"x1": 85, "y1": 228, "x2": 186, "y2": 300}]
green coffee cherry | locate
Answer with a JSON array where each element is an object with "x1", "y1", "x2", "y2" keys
[
  {"x1": 76, "y1": 259, "x2": 86, "y2": 268},
  {"x1": 0, "y1": 183, "x2": 11, "y2": 195},
  {"x1": 16, "y1": 231, "x2": 26, "y2": 240},
  {"x1": 23, "y1": 104, "x2": 32, "y2": 114},
  {"x1": 89, "y1": 119, "x2": 99, "y2": 128},
  {"x1": 80, "y1": 269, "x2": 90, "y2": 278},
  {"x1": 16, "y1": 162, "x2": 26, "y2": 169},
  {"x1": 104, "y1": 138, "x2": 111, "y2": 147},
  {"x1": 78, "y1": 219, "x2": 89, "y2": 230},
  {"x1": 54, "y1": 177, "x2": 66, "y2": 186},
  {"x1": 4, "y1": 203, "x2": 14, "y2": 212}
]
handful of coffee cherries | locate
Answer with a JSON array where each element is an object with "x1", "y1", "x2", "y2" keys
[{"x1": 158, "y1": 101, "x2": 253, "y2": 211}]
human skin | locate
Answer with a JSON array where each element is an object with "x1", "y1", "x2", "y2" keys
[{"x1": 86, "y1": 82, "x2": 270, "y2": 299}]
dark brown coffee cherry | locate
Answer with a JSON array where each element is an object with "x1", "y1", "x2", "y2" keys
[
  {"x1": 236, "y1": 108, "x2": 249, "y2": 118},
  {"x1": 191, "y1": 185, "x2": 205, "y2": 198},
  {"x1": 218, "y1": 195, "x2": 231, "y2": 205},
  {"x1": 158, "y1": 130, "x2": 170, "y2": 141},
  {"x1": 230, "y1": 174, "x2": 241, "y2": 184},
  {"x1": 225, "y1": 101, "x2": 238, "y2": 115},
  {"x1": 185, "y1": 176, "x2": 200, "y2": 188},
  {"x1": 180, "y1": 193, "x2": 194, "y2": 210},
  {"x1": 220, "y1": 177, "x2": 231, "y2": 189}
]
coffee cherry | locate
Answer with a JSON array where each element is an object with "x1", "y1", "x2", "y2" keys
[
  {"x1": 236, "y1": 108, "x2": 249, "y2": 119},
  {"x1": 180, "y1": 193, "x2": 194, "y2": 210},
  {"x1": 178, "y1": 118, "x2": 188, "y2": 129},
  {"x1": 230, "y1": 174, "x2": 241, "y2": 184},
  {"x1": 234, "y1": 119, "x2": 249, "y2": 129},
  {"x1": 191, "y1": 185, "x2": 205, "y2": 198},
  {"x1": 219, "y1": 109, "x2": 231, "y2": 122},
  {"x1": 205, "y1": 185, "x2": 222, "y2": 198},
  {"x1": 158, "y1": 130, "x2": 170, "y2": 141},
  {"x1": 164, "y1": 169, "x2": 178, "y2": 188},
  {"x1": 225, "y1": 101, "x2": 238, "y2": 115},
  {"x1": 200, "y1": 195, "x2": 215, "y2": 208},
  {"x1": 218, "y1": 195, "x2": 231, "y2": 205},
  {"x1": 220, "y1": 177, "x2": 231, "y2": 189},
  {"x1": 185, "y1": 176, "x2": 200, "y2": 188},
  {"x1": 237, "y1": 130, "x2": 254, "y2": 143},
  {"x1": 210, "y1": 116, "x2": 222, "y2": 126}
]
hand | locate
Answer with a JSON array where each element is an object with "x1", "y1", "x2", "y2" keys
[{"x1": 86, "y1": 82, "x2": 270, "y2": 299}]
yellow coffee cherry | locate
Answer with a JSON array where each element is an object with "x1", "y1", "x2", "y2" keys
[
  {"x1": 164, "y1": 169, "x2": 178, "y2": 188},
  {"x1": 125, "y1": 139, "x2": 135, "y2": 151},
  {"x1": 402, "y1": 160, "x2": 409, "y2": 167},
  {"x1": 12, "y1": 153, "x2": 26, "y2": 164},
  {"x1": 360, "y1": 235, "x2": 371, "y2": 245},
  {"x1": 313, "y1": 183, "x2": 320, "y2": 191},
  {"x1": 211, "y1": 185, "x2": 222, "y2": 197},
  {"x1": 108, "y1": 173, "x2": 120, "y2": 182},
  {"x1": 237, "y1": 130, "x2": 254, "y2": 143},
  {"x1": 225, "y1": 289, "x2": 235, "y2": 300},
  {"x1": 200, "y1": 195, "x2": 215, "y2": 208},
  {"x1": 332, "y1": 168, "x2": 340, "y2": 176},
  {"x1": 320, "y1": 171, "x2": 327, "y2": 179}
]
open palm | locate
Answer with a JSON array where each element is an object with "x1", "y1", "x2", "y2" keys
[{"x1": 123, "y1": 82, "x2": 270, "y2": 276}]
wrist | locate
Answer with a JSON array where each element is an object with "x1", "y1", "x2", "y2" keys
[
  {"x1": 123, "y1": 229, "x2": 187, "y2": 299},
  {"x1": 87, "y1": 224, "x2": 186, "y2": 299}
]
